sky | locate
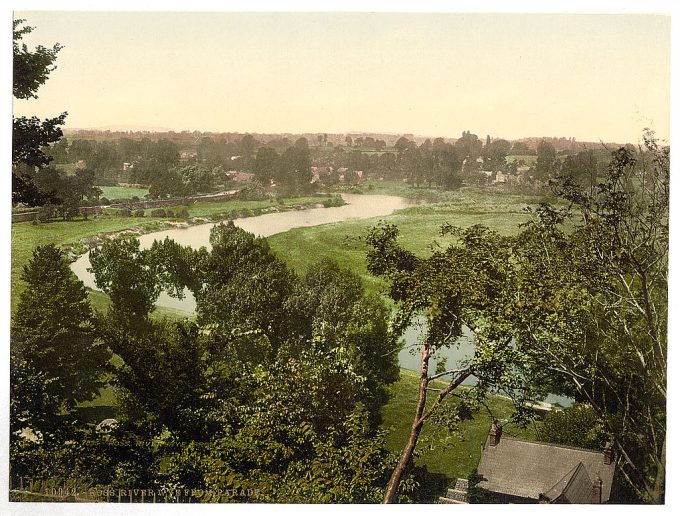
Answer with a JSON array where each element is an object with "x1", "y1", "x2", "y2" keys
[{"x1": 11, "y1": 10, "x2": 672, "y2": 144}]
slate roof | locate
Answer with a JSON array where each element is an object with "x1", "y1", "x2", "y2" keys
[
  {"x1": 543, "y1": 462, "x2": 594, "y2": 503},
  {"x1": 477, "y1": 433, "x2": 615, "y2": 503}
]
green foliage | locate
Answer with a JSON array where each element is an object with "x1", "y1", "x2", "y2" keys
[
  {"x1": 175, "y1": 384, "x2": 403, "y2": 502},
  {"x1": 89, "y1": 236, "x2": 161, "y2": 325},
  {"x1": 13, "y1": 19, "x2": 62, "y2": 99},
  {"x1": 63, "y1": 219, "x2": 403, "y2": 500},
  {"x1": 11, "y1": 244, "x2": 110, "y2": 436},
  {"x1": 537, "y1": 404, "x2": 606, "y2": 450},
  {"x1": 535, "y1": 140, "x2": 557, "y2": 180},
  {"x1": 513, "y1": 133, "x2": 669, "y2": 502},
  {"x1": 12, "y1": 19, "x2": 68, "y2": 205},
  {"x1": 195, "y1": 223, "x2": 300, "y2": 352},
  {"x1": 366, "y1": 218, "x2": 542, "y2": 501},
  {"x1": 102, "y1": 319, "x2": 221, "y2": 441},
  {"x1": 321, "y1": 195, "x2": 345, "y2": 207},
  {"x1": 150, "y1": 208, "x2": 167, "y2": 217}
]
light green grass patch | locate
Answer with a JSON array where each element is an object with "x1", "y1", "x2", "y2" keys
[
  {"x1": 98, "y1": 186, "x2": 150, "y2": 200},
  {"x1": 268, "y1": 188, "x2": 542, "y2": 298},
  {"x1": 380, "y1": 369, "x2": 539, "y2": 483}
]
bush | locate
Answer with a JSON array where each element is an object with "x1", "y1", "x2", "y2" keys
[
  {"x1": 234, "y1": 184, "x2": 267, "y2": 201},
  {"x1": 150, "y1": 208, "x2": 167, "y2": 217},
  {"x1": 174, "y1": 208, "x2": 190, "y2": 219},
  {"x1": 133, "y1": 210, "x2": 145, "y2": 217},
  {"x1": 322, "y1": 196, "x2": 345, "y2": 208},
  {"x1": 118, "y1": 208, "x2": 132, "y2": 217},
  {"x1": 537, "y1": 403, "x2": 606, "y2": 450},
  {"x1": 100, "y1": 197, "x2": 111, "y2": 205},
  {"x1": 36, "y1": 204, "x2": 57, "y2": 222}
]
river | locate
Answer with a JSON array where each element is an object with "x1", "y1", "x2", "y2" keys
[
  {"x1": 71, "y1": 193, "x2": 410, "y2": 312},
  {"x1": 70, "y1": 192, "x2": 571, "y2": 406}
]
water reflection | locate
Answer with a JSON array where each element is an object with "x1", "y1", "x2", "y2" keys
[
  {"x1": 398, "y1": 317, "x2": 573, "y2": 406},
  {"x1": 398, "y1": 318, "x2": 477, "y2": 386}
]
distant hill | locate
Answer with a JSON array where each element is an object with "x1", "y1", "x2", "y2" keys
[
  {"x1": 61, "y1": 127, "x2": 630, "y2": 150},
  {"x1": 514, "y1": 136, "x2": 627, "y2": 152},
  {"x1": 65, "y1": 124, "x2": 175, "y2": 133}
]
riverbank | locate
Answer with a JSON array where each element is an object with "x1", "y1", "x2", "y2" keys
[{"x1": 10, "y1": 195, "x2": 343, "y2": 313}]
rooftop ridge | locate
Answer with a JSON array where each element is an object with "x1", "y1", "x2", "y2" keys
[{"x1": 498, "y1": 435, "x2": 606, "y2": 456}]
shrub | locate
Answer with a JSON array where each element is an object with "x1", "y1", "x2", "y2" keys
[
  {"x1": 133, "y1": 210, "x2": 145, "y2": 217},
  {"x1": 322, "y1": 196, "x2": 345, "y2": 208},
  {"x1": 100, "y1": 197, "x2": 111, "y2": 205},
  {"x1": 150, "y1": 208, "x2": 167, "y2": 217},
  {"x1": 118, "y1": 208, "x2": 132, "y2": 217},
  {"x1": 174, "y1": 208, "x2": 190, "y2": 219},
  {"x1": 36, "y1": 204, "x2": 57, "y2": 222},
  {"x1": 234, "y1": 184, "x2": 267, "y2": 201},
  {"x1": 537, "y1": 403, "x2": 606, "y2": 450}
]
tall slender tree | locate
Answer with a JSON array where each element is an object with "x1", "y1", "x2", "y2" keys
[{"x1": 11, "y1": 245, "x2": 110, "y2": 434}]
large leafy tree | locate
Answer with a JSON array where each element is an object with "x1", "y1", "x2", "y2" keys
[
  {"x1": 535, "y1": 139, "x2": 558, "y2": 180},
  {"x1": 89, "y1": 236, "x2": 161, "y2": 330},
  {"x1": 296, "y1": 259, "x2": 400, "y2": 424},
  {"x1": 194, "y1": 223, "x2": 301, "y2": 354},
  {"x1": 11, "y1": 245, "x2": 110, "y2": 435},
  {"x1": 12, "y1": 18, "x2": 67, "y2": 205},
  {"x1": 512, "y1": 132, "x2": 668, "y2": 502},
  {"x1": 276, "y1": 138, "x2": 312, "y2": 193},
  {"x1": 366, "y1": 223, "x2": 536, "y2": 503}
]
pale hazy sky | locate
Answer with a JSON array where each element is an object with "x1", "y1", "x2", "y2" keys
[{"x1": 12, "y1": 11, "x2": 671, "y2": 142}]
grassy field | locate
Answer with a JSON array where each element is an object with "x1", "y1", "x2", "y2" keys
[
  {"x1": 269, "y1": 186, "x2": 548, "y2": 298},
  {"x1": 506, "y1": 154, "x2": 537, "y2": 165},
  {"x1": 98, "y1": 185, "x2": 150, "y2": 200},
  {"x1": 381, "y1": 369, "x2": 538, "y2": 487}
]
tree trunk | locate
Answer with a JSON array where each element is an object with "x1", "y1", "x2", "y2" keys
[
  {"x1": 652, "y1": 435, "x2": 666, "y2": 503},
  {"x1": 383, "y1": 343, "x2": 430, "y2": 504}
]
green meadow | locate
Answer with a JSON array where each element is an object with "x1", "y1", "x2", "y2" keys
[
  {"x1": 269, "y1": 185, "x2": 550, "y2": 298},
  {"x1": 97, "y1": 185, "x2": 150, "y2": 200}
]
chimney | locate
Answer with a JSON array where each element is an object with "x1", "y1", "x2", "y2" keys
[
  {"x1": 603, "y1": 442, "x2": 614, "y2": 465},
  {"x1": 590, "y1": 476, "x2": 603, "y2": 504},
  {"x1": 488, "y1": 421, "x2": 502, "y2": 447}
]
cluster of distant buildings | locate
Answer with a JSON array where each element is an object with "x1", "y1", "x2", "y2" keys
[{"x1": 310, "y1": 166, "x2": 364, "y2": 184}]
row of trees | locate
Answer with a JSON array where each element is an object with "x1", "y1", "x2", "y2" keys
[{"x1": 40, "y1": 129, "x2": 610, "y2": 208}]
